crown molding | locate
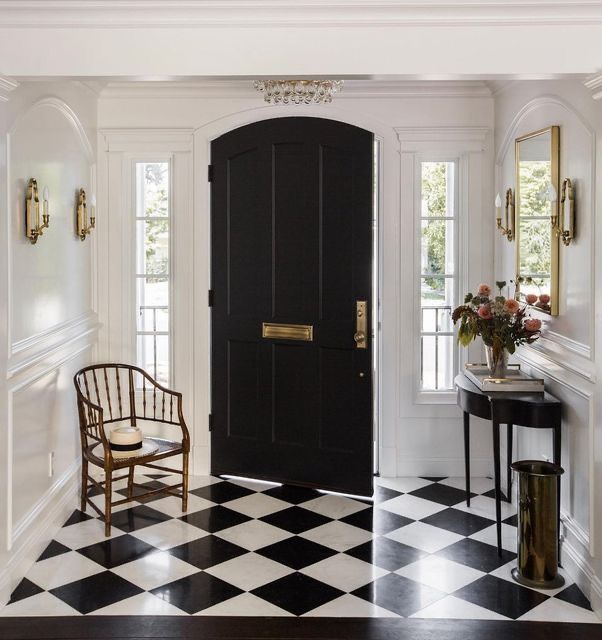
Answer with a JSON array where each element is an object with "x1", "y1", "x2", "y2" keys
[
  {"x1": 0, "y1": 75, "x2": 19, "y2": 102},
  {"x1": 99, "y1": 79, "x2": 493, "y2": 100},
  {"x1": 584, "y1": 72, "x2": 602, "y2": 99},
  {"x1": 1, "y1": 1, "x2": 602, "y2": 28}
]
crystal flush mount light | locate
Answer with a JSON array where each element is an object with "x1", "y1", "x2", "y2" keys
[{"x1": 253, "y1": 79, "x2": 343, "y2": 104}]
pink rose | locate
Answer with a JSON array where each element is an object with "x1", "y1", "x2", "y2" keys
[
  {"x1": 524, "y1": 318, "x2": 542, "y2": 332},
  {"x1": 477, "y1": 304, "x2": 493, "y2": 320},
  {"x1": 539, "y1": 294, "x2": 551, "y2": 305},
  {"x1": 525, "y1": 294, "x2": 538, "y2": 305},
  {"x1": 504, "y1": 299, "x2": 520, "y2": 314},
  {"x1": 477, "y1": 283, "x2": 491, "y2": 297}
]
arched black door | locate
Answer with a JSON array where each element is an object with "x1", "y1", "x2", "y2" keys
[{"x1": 210, "y1": 117, "x2": 374, "y2": 496}]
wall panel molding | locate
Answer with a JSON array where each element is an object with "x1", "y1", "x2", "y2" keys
[{"x1": 0, "y1": 75, "x2": 18, "y2": 102}]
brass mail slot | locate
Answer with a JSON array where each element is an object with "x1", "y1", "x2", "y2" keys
[{"x1": 262, "y1": 322, "x2": 313, "y2": 342}]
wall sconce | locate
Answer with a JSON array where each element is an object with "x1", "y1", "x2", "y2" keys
[
  {"x1": 555, "y1": 178, "x2": 575, "y2": 246},
  {"x1": 77, "y1": 188, "x2": 95, "y2": 241},
  {"x1": 25, "y1": 178, "x2": 50, "y2": 244},
  {"x1": 495, "y1": 189, "x2": 514, "y2": 241}
]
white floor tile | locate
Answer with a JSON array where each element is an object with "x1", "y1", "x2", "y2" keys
[
  {"x1": 301, "y1": 494, "x2": 370, "y2": 519},
  {"x1": 53, "y1": 517, "x2": 123, "y2": 549},
  {"x1": 396, "y1": 555, "x2": 485, "y2": 593},
  {"x1": 205, "y1": 552, "x2": 293, "y2": 591},
  {"x1": 469, "y1": 523, "x2": 517, "y2": 553},
  {"x1": 385, "y1": 522, "x2": 463, "y2": 554},
  {"x1": 184, "y1": 475, "x2": 224, "y2": 490},
  {"x1": 300, "y1": 553, "x2": 388, "y2": 592},
  {"x1": 111, "y1": 550, "x2": 199, "y2": 590},
  {"x1": 93, "y1": 591, "x2": 187, "y2": 616},
  {"x1": 151, "y1": 494, "x2": 215, "y2": 518},
  {"x1": 223, "y1": 493, "x2": 290, "y2": 518},
  {"x1": 303, "y1": 594, "x2": 400, "y2": 617},
  {"x1": 196, "y1": 593, "x2": 292, "y2": 616},
  {"x1": 0, "y1": 592, "x2": 81, "y2": 617},
  {"x1": 376, "y1": 477, "x2": 432, "y2": 493},
  {"x1": 130, "y1": 518, "x2": 208, "y2": 550},
  {"x1": 214, "y1": 519, "x2": 292, "y2": 551},
  {"x1": 89, "y1": 493, "x2": 134, "y2": 514},
  {"x1": 410, "y1": 595, "x2": 510, "y2": 620},
  {"x1": 439, "y1": 477, "x2": 494, "y2": 494},
  {"x1": 452, "y1": 494, "x2": 516, "y2": 521},
  {"x1": 489, "y1": 560, "x2": 574, "y2": 596},
  {"x1": 26, "y1": 551, "x2": 104, "y2": 591},
  {"x1": 378, "y1": 494, "x2": 447, "y2": 520},
  {"x1": 223, "y1": 477, "x2": 281, "y2": 492},
  {"x1": 518, "y1": 597, "x2": 600, "y2": 623},
  {"x1": 300, "y1": 520, "x2": 374, "y2": 552}
]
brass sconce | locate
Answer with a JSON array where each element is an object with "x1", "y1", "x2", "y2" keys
[
  {"x1": 76, "y1": 188, "x2": 95, "y2": 241},
  {"x1": 25, "y1": 178, "x2": 50, "y2": 244},
  {"x1": 495, "y1": 188, "x2": 515, "y2": 241},
  {"x1": 556, "y1": 178, "x2": 575, "y2": 246}
]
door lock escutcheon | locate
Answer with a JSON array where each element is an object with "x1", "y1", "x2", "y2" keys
[{"x1": 355, "y1": 301, "x2": 367, "y2": 349}]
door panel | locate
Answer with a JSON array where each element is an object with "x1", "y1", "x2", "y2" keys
[{"x1": 211, "y1": 117, "x2": 374, "y2": 496}]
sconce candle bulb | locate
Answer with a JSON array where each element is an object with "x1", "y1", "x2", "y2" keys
[
  {"x1": 25, "y1": 178, "x2": 50, "y2": 244},
  {"x1": 77, "y1": 188, "x2": 95, "y2": 241}
]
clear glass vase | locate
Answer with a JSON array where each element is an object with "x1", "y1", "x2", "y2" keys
[{"x1": 485, "y1": 345, "x2": 508, "y2": 378}]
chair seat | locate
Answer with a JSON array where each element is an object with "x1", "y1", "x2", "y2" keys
[{"x1": 84, "y1": 436, "x2": 183, "y2": 468}]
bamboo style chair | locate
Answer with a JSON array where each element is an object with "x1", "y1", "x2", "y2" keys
[{"x1": 74, "y1": 363, "x2": 190, "y2": 536}]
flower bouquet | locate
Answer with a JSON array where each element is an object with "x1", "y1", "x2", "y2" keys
[{"x1": 452, "y1": 281, "x2": 542, "y2": 377}]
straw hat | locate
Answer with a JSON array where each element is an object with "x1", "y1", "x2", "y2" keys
[{"x1": 94, "y1": 426, "x2": 158, "y2": 459}]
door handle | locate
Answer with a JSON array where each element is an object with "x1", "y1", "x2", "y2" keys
[{"x1": 355, "y1": 301, "x2": 367, "y2": 349}]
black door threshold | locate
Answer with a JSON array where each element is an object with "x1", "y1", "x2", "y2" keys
[{"x1": 0, "y1": 617, "x2": 599, "y2": 640}]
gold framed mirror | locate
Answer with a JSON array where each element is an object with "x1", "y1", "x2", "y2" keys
[{"x1": 515, "y1": 125, "x2": 560, "y2": 316}]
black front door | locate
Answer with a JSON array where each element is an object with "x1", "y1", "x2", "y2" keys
[{"x1": 210, "y1": 117, "x2": 374, "y2": 496}]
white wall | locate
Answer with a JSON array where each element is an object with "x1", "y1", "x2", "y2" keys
[
  {"x1": 0, "y1": 81, "x2": 98, "y2": 606},
  {"x1": 97, "y1": 84, "x2": 495, "y2": 481},
  {"x1": 493, "y1": 79, "x2": 602, "y2": 616}
]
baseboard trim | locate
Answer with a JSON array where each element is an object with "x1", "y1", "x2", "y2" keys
[
  {"x1": 560, "y1": 536, "x2": 602, "y2": 620},
  {"x1": 396, "y1": 457, "x2": 493, "y2": 478},
  {"x1": 0, "y1": 462, "x2": 79, "y2": 608}
]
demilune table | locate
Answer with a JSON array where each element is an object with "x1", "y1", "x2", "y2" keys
[{"x1": 455, "y1": 373, "x2": 562, "y2": 555}]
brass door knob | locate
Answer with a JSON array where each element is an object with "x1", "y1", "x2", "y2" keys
[{"x1": 354, "y1": 331, "x2": 366, "y2": 344}]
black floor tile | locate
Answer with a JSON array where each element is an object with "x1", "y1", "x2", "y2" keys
[
  {"x1": 503, "y1": 514, "x2": 518, "y2": 527},
  {"x1": 352, "y1": 573, "x2": 445, "y2": 617},
  {"x1": 345, "y1": 537, "x2": 426, "y2": 572},
  {"x1": 181, "y1": 505, "x2": 251, "y2": 533},
  {"x1": 453, "y1": 574, "x2": 548, "y2": 619},
  {"x1": 340, "y1": 507, "x2": 412, "y2": 535},
  {"x1": 419, "y1": 477, "x2": 447, "y2": 482},
  {"x1": 110, "y1": 504, "x2": 172, "y2": 532},
  {"x1": 116, "y1": 480, "x2": 169, "y2": 504},
  {"x1": 63, "y1": 510, "x2": 93, "y2": 527},
  {"x1": 8, "y1": 578, "x2": 44, "y2": 605},
  {"x1": 436, "y1": 538, "x2": 516, "y2": 573},
  {"x1": 420, "y1": 508, "x2": 493, "y2": 536},
  {"x1": 555, "y1": 583, "x2": 592, "y2": 611},
  {"x1": 262, "y1": 484, "x2": 322, "y2": 505},
  {"x1": 50, "y1": 571, "x2": 143, "y2": 614},
  {"x1": 168, "y1": 535, "x2": 247, "y2": 570},
  {"x1": 37, "y1": 539, "x2": 71, "y2": 561},
  {"x1": 190, "y1": 481, "x2": 253, "y2": 504},
  {"x1": 260, "y1": 506, "x2": 331, "y2": 534},
  {"x1": 252, "y1": 572, "x2": 344, "y2": 616},
  {"x1": 256, "y1": 536, "x2": 337, "y2": 570},
  {"x1": 409, "y1": 483, "x2": 475, "y2": 507},
  {"x1": 151, "y1": 571, "x2": 242, "y2": 614},
  {"x1": 77, "y1": 534, "x2": 158, "y2": 568},
  {"x1": 143, "y1": 473, "x2": 171, "y2": 480},
  {"x1": 372, "y1": 485, "x2": 403, "y2": 503}
]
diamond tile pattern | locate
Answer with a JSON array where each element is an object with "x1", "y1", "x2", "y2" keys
[{"x1": 1, "y1": 473, "x2": 596, "y2": 620}]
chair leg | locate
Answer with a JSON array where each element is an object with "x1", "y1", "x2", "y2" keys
[
  {"x1": 80, "y1": 460, "x2": 88, "y2": 512},
  {"x1": 104, "y1": 469, "x2": 112, "y2": 537},
  {"x1": 127, "y1": 466, "x2": 135, "y2": 500},
  {"x1": 182, "y1": 452, "x2": 189, "y2": 512}
]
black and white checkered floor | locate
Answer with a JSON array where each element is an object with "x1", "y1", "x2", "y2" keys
[{"x1": 1, "y1": 474, "x2": 598, "y2": 621}]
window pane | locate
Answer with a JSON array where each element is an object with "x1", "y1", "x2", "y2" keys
[
  {"x1": 137, "y1": 334, "x2": 169, "y2": 386},
  {"x1": 420, "y1": 219, "x2": 454, "y2": 275},
  {"x1": 137, "y1": 162, "x2": 169, "y2": 217},
  {"x1": 420, "y1": 161, "x2": 454, "y2": 217},
  {"x1": 421, "y1": 335, "x2": 454, "y2": 391},
  {"x1": 421, "y1": 305, "x2": 452, "y2": 333},
  {"x1": 420, "y1": 276, "x2": 453, "y2": 309},
  {"x1": 136, "y1": 219, "x2": 169, "y2": 275}
]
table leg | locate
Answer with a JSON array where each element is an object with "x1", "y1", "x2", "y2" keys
[
  {"x1": 492, "y1": 420, "x2": 502, "y2": 556},
  {"x1": 507, "y1": 423, "x2": 513, "y2": 503},
  {"x1": 553, "y1": 424, "x2": 562, "y2": 565},
  {"x1": 464, "y1": 412, "x2": 470, "y2": 507}
]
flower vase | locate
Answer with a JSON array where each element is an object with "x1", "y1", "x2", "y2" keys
[{"x1": 485, "y1": 345, "x2": 508, "y2": 378}]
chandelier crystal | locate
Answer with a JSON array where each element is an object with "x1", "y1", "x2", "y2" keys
[{"x1": 253, "y1": 79, "x2": 343, "y2": 105}]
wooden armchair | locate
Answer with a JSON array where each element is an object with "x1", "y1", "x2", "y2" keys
[{"x1": 74, "y1": 363, "x2": 190, "y2": 536}]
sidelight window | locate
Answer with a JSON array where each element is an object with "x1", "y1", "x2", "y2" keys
[
  {"x1": 418, "y1": 160, "x2": 458, "y2": 391},
  {"x1": 134, "y1": 161, "x2": 171, "y2": 385}
]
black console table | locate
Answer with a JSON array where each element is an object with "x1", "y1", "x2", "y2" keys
[{"x1": 455, "y1": 373, "x2": 562, "y2": 555}]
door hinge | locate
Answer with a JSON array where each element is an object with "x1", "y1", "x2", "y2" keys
[
  {"x1": 208, "y1": 413, "x2": 214, "y2": 431},
  {"x1": 208, "y1": 164, "x2": 214, "y2": 182},
  {"x1": 208, "y1": 289, "x2": 214, "y2": 307}
]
